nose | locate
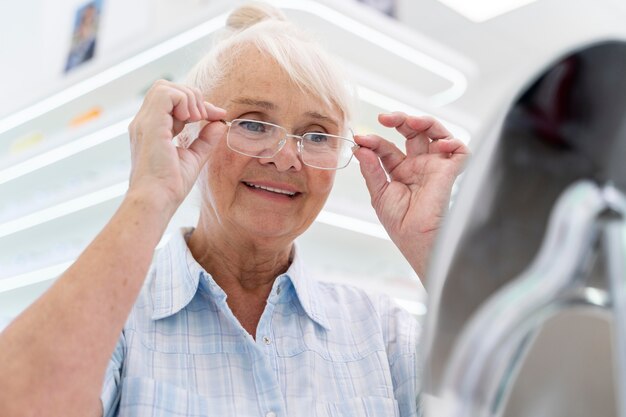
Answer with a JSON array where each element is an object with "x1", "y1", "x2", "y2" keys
[{"x1": 258, "y1": 136, "x2": 303, "y2": 172}]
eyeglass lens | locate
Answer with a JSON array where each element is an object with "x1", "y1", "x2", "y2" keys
[{"x1": 227, "y1": 119, "x2": 355, "y2": 169}]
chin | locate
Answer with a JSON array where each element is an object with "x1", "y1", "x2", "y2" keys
[{"x1": 237, "y1": 215, "x2": 303, "y2": 241}]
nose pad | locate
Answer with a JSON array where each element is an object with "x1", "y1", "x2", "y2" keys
[
  {"x1": 259, "y1": 136, "x2": 302, "y2": 171},
  {"x1": 279, "y1": 137, "x2": 301, "y2": 161},
  {"x1": 274, "y1": 137, "x2": 288, "y2": 154}
]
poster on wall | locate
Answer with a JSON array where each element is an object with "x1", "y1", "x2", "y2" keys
[{"x1": 64, "y1": 0, "x2": 103, "y2": 72}]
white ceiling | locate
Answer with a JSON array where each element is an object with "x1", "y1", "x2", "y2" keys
[{"x1": 396, "y1": 0, "x2": 626, "y2": 132}]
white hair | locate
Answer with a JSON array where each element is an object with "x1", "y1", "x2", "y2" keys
[{"x1": 185, "y1": 1, "x2": 354, "y2": 126}]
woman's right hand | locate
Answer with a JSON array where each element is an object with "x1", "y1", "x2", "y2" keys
[
  {"x1": 0, "y1": 79, "x2": 227, "y2": 417},
  {"x1": 127, "y1": 79, "x2": 227, "y2": 214}
]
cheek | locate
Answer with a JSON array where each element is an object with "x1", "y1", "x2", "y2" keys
[
  {"x1": 205, "y1": 143, "x2": 256, "y2": 195},
  {"x1": 207, "y1": 136, "x2": 241, "y2": 176},
  {"x1": 204, "y1": 145, "x2": 239, "y2": 199},
  {"x1": 308, "y1": 171, "x2": 335, "y2": 202}
]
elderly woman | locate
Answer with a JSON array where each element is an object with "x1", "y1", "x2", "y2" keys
[{"x1": 0, "y1": 3, "x2": 467, "y2": 417}]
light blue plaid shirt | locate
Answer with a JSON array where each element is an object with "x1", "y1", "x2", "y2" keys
[{"x1": 101, "y1": 228, "x2": 420, "y2": 417}]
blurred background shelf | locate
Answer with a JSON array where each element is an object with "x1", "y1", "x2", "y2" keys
[{"x1": 0, "y1": 0, "x2": 483, "y2": 319}]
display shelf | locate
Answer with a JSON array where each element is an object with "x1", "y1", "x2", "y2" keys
[
  {"x1": 0, "y1": 10, "x2": 229, "y2": 140},
  {"x1": 0, "y1": 99, "x2": 137, "y2": 171},
  {"x1": 0, "y1": 280, "x2": 55, "y2": 320},
  {"x1": 299, "y1": 220, "x2": 419, "y2": 289},
  {"x1": 0, "y1": 133, "x2": 129, "y2": 223},
  {"x1": 0, "y1": 143, "x2": 375, "y2": 239},
  {"x1": 0, "y1": 216, "x2": 424, "y2": 317},
  {"x1": 0, "y1": 0, "x2": 469, "y2": 318},
  {"x1": 0, "y1": 197, "x2": 123, "y2": 280},
  {"x1": 0, "y1": 174, "x2": 395, "y2": 283},
  {"x1": 0, "y1": 0, "x2": 471, "y2": 159},
  {"x1": 0, "y1": 200, "x2": 388, "y2": 289},
  {"x1": 0, "y1": 91, "x2": 432, "y2": 252},
  {"x1": 288, "y1": 10, "x2": 454, "y2": 101}
]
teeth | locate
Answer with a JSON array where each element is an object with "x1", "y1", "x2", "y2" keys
[{"x1": 245, "y1": 182, "x2": 296, "y2": 196}]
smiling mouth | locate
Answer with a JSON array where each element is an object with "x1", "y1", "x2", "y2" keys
[{"x1": 242, "y1": 181, "x2": 299, "y2": 198}]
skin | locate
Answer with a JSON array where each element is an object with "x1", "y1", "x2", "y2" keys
[
  {"x1": 187, "y1": 46, "x2": 340, "y2": 335},
  {"x1": 0, "y1": 42, "x2": 467, "y2": 417},
  {"x1": 355, "y1": 114, "x2": 469, "y2": 278}
]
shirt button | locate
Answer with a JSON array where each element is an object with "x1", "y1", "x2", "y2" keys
[
  {"x1": 276, "y1": 285, "x2": 281, "y2": 295},
  {"x1": 262, "y1": 336, "x2": 272, "y2": 345},
  {"x1": 266, "y1": 412, "x2": 277, "y2": 417}
]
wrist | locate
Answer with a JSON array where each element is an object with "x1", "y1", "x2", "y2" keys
[
  {"x1": 124, "y1": 184, "x2": 179, "y2": 223},
  {"x1": 395, "y1": 231, "x2": 436, "y2": 284}
]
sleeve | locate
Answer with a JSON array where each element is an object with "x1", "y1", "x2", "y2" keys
[
  {"x1": 380, "y1": 296, "x2": 422, "y2": 417},
  {"x1": 100, "y1": 331, "x2": 126, "y2": 417}
]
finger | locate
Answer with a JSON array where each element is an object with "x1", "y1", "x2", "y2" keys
[
  {"x1": 148, "y1": 80, "x2": 191, "y2": 122},
  {"x1": 187, "y1": 120, "x2": 227, "y2": 162},
  {"x1": 378, "y1": 112, "x2": 412, "y2": 134},
  {"x1": 378, "y1": 112, "x2": 427, "y2": 155},
  {"x1": 379, "y1": 113, "x2": 454, "y2": 140},
  {"x1": 429, "y1": 137, "x2": 469, "y2": 155},
  {"x1": 152, "y1": 80, "x2": 200, "y2": 120},
  {"x1": 379, "y1": 113, "x2": 455, "y2": 156},
  {"x1": 167, "y1": 88, "x2": 191, "y2": 122},
  {"x1": 143, "y1": 84, "x2": 186, "y2": 123},
  {"x1": 354, "y1": 134, "x2": 405, "y2": 174},
  {"x1": 204, "y1": 101, "x2": 227, "y2": 121},
  {"x1": 354, "y1": 146, "x2": 388, "y2": 202},
  {"x1": 172, "y1": 119, "x2": 187, "y2": 139},
  {"x1": 189, "y1": 86, "x2": 208, "y2": 119},
  {"x1": 408, "y1": 115, "x2": 453, "y2": 138},
  {"x1": 175, "y1": 104, "x2": 226, "y2": 149},
  {"x1": 178, "y1": 85, "x2": 202, "y2": 122}
]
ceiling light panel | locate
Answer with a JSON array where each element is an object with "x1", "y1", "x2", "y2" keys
[{"x1": 273, "y1": 0, "x2": 468, "y2": 106}]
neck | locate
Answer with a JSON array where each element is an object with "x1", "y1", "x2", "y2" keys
[{"x1": 188, "y1": 216, "x2": 293, "y2": 296}]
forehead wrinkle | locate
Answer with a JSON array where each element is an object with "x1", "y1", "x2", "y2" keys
[
  {"x1": 231, "y1": 97, "x2": 277, "y2": 111},
  {"x1": 230, "y1": 96, "x2": 340, "y2": 128}
]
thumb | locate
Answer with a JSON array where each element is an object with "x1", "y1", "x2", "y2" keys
[
  {"x1": 187, "y1": 120, "x2": 227, "y2": 163},
  {"x1": 430, "y1": 137, "x2": 468, "y2": 155},
  {"x1": 354, "y1": 146, "x2": 388, "y2": 202}
]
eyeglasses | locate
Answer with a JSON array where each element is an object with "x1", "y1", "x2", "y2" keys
[{"x1": 220, "y1": 119, "x2": 359, "y2": 170}]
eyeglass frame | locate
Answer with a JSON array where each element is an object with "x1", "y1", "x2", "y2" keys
[{"x1": 219, "y1": 118, "x2": 360, "y2": 170}]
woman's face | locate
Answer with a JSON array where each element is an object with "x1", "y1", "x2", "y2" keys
[{"x1": 200, "y1": 46, "x2": 342, "y2": 243}]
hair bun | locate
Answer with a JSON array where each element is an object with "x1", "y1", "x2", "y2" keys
[{"x1": 226, "y1": 2, "x2": 287, "y2": 31}]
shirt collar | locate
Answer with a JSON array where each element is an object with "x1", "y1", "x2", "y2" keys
[
  {"x1": 150, "y1": 227, "x2": 204, "y2": 320},
  {"x1": 150, "y1": 228, "x2": 331, "y2": 330},
  {"x1": 281, "y1": 244, "x2": 331, "y2": 330}
]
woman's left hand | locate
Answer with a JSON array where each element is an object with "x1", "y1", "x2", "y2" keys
[{"x1": 354, "y1": 112, "x2": 469, "y2": 282}]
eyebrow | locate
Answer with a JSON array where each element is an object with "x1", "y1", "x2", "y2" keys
[
  {"x1": 231, "y1": 97, "x2": 277, "y2": 110},
  {"x1": 304, "y1": 111, "x2": 339, "y2": 128},
  {"x1": 231, "y1": 97, "x2": 339, "y2": 128}
]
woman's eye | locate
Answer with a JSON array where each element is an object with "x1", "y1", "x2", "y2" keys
[
  {"x1": 306, "y1": 133, "x2": 329, "y2": 143},
  {"x1": 239, "y1": 121, "x2": 266, "y2": 133}
]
